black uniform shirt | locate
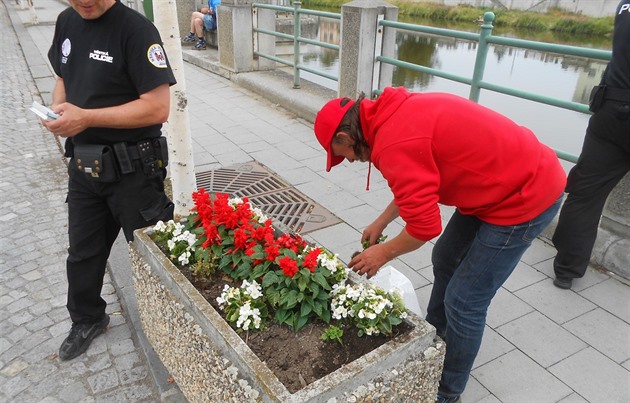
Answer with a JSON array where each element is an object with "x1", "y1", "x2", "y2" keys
[
  {"x1": 603, "y1": 0, "x2": 630, "y2": 89},
  {"x1": 48, "y1": 0, "x2": 177, "y2": 144}
]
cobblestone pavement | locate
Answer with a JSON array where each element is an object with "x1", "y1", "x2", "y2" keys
[{"x1": 0, "y1": 2, "x2": 166, "y2": 401}]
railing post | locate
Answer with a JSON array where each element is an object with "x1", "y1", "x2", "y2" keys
[
  {"x1": 253, "y1": 2, "x2": 277, "y2": 71},
  {"x1": 339, "y1": 1, "x2": 398, "y2": 99},
  {"x1": 217, "y1": 0, "x2": 255, "y2": 73},
  {"x1": 293, "y1": 1, "x2": 302, "y2": 88},
  {"x1": 469, "y1": 11, "x2": 494, "y2": 102}
]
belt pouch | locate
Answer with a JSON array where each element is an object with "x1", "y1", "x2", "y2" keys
[{"x1": 73, "y1": 144, "x2": 120, "y2": 182}]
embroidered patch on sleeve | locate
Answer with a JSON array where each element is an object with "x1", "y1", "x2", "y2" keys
[{"x1": 147, "y1": 44, "x2": 168, "y2": 68}]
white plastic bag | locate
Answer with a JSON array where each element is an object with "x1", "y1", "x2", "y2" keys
[{"x1": 370, "y1": 265, "x2": 423, "y2": 317}]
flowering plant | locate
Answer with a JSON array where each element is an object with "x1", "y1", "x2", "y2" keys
[
  {"x1": 216, "y1": 280, "x2": 269, "y2": 332},
  {"x1": 330, "y1": 283, "x2": 407, "y2": 336},
  {"x1": 152, "y1": 189, "x2": 407, "y2": 337}
]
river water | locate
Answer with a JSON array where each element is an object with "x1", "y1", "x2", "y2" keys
[{"x1": 282, "y1": 13, "x2": 613, "y2": 170}]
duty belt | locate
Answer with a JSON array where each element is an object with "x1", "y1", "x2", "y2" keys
[
  {"x1": 112, "y1": 138, "x2": 168, "y2": 176},
  {"x1": 604, "y1": 87, "x2": 630, "y2": 103}
]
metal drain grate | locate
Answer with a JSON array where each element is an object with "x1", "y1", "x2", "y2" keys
[{"x1": 195, "y1": 162, "x2": 340, "y2": 234}]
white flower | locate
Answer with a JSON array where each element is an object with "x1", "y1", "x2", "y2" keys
[
  {"x1": 242, "y1": 280, "x2": 262, "y2": 299},
  {"x1": 251, "y1": 207, "x2": 269, "y2": 223},
  {"x1": 236, "y1": 302, "x2": 262, "y2": 330},
  {"x1": 154, "y1": 220, "x2": 167, "y2": 232},
  {"x1": 228, "y1": 197, "x2": 244, "y2": 208}
]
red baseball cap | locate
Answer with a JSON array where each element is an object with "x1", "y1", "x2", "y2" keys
[{"x1": 314, "y1": 97, "x2": 355, "y2": 171}]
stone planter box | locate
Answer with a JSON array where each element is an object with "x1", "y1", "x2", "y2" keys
[{"x1": 130, "y1": 227, "x2": 445, "y2": 402}]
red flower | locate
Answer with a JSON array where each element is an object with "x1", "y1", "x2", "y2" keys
[
  {"x1": 303, "y1": 248, "x2": 320, "y2": 272},
  {"x1": 234, "y1": 228, "x2": 250, "y2": 250},
  {"x1": 264, "y1": 243, "x2": 280, "y2": 262},
  {"x1": 278, "y1": 256, "x2": 299, "y2": 278}
]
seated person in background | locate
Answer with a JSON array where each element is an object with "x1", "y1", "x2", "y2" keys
[{"x1": 182, "y1": 0, "x2": 220, "y2": 50}]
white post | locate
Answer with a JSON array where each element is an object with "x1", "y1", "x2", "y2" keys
[{"x1": 153, "y1": 0, "x2": 196, "y2": 220}]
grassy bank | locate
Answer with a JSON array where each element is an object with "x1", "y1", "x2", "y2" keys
[{"x1": 300, "y1": 0, "x2": 614, "y2": 36}]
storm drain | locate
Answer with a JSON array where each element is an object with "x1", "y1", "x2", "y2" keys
[{"x1": 195, "y1": 162, "x2": 341, "y2": 234}]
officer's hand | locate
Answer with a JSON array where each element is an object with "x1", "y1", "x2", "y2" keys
[
  {"x1": 348, "y1": 243, "x2": 390, "y2": 278},
  {"x1": 42, "y1": 103, "x2": 88, "y2": 137}
]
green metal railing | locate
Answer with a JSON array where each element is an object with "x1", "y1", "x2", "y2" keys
[
  {"x1": 251, "y1": 5, "x2": 612, "y2": 163},
  {"x1": 253, "y1": 2, "x2": 340, "y2": 88}
]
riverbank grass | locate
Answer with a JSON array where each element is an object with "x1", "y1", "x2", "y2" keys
[{"x1": 301, "y1": 0, "x2": 614, "y2": 36}]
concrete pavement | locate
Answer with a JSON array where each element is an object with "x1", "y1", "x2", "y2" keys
[{"x1": 1, "y1": 0, "x2": 629, "y2": 402}]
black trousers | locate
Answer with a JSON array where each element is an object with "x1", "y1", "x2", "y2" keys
[
  {"x1": 65, "y1": 160, "x2": 174, "y2": 324},
  {"x1": 552, "y1": 99, "x2": 630, "y2": 280}
]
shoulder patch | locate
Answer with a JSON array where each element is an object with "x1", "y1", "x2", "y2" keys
[{"x1": 147, "y1": 44, "x2": 168, "y2": 68}]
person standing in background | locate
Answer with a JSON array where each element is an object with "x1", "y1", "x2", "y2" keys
[
  {"x1": 551, "y1": 0, "x2": 630, "y2": 290},
  {"x1": 42, "y1": 0, "x2": 176, "y2": 361}
]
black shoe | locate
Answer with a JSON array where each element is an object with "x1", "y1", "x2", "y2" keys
[
  {"x1": 59, "y1": 314, "x2": 109, "y2": 361},
  {"x1": 553, "y1": 277, "x2": 573, "y2": 290},
  {"x1": 435, "y1": 394, "x2": 461, "y2": 403},
  {"x1": 193, "y1": 38, "x2": 207, "y2": 50}
]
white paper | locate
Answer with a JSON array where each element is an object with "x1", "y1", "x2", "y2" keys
[{"x1": 29, "y1": 101, "x2": 59, "y2": 120}]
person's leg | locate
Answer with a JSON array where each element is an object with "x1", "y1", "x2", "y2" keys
[
  {"x1": 183, "y1": 11, "x2": 204, "y2": 42},
  {"x1": 60, "y1": 166, "x2": 120, "y2": 360},
  {"x1": 192, "y1": 12, "x2": 205, "y2": 38},
  {"x1": 109, "y1": 161, "x2": 173, "y2": 242},
  {"x1": 426, "y1": 211, "x2": 480, "y2": 338},
  {"x1": 438, "y1": 196, "x2": 562, "y2": 399},
  {"x1": 552, "y1": 102, "x2": 630, "y2": 285},
  {"x1": 191, "y1": 13, "x2": 207, "y2": 49},
  {"x1": 66, "y1": 166, "x2": 120, "y2": 324}
]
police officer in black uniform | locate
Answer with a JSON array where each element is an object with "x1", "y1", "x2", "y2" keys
[
  {"x1": 43, "y1": 0, "x2": 176, "y2": 360},
  {"x1": 552, "y1": 0, "x2": 630, "y2": 290}
]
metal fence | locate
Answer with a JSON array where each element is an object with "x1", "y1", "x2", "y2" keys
[{"x1": 251, "y1": 4, "x2": 612, "y2": 163}]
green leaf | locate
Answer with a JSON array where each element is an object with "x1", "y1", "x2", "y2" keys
[
  {"x1": 390, "y1": 316, "x2": 403, "y2": 326},
  {"x1": 286, "y1": 290, "x2": 298, "y2": 309},
  {"x1": 297, "y1": 275, "x2": 307, "y2": 292},
  {"x1": 312, "y1": 302, "x2": 322, "y2": 316},
  {"x1": 313, "y1": 272, "x2": 330, "y2": 289},
  {"x1": 262, "y1": 271, "x2": 279, "y2": 288},
  {"x1": 300, "y1": 302, "x2": 312, "y2": 317},
  {"x1": 275, "y1": 309, "x2": 289, "y2": 325},
  {"x1": 295, "y1": 314, "x2": 308, "y2": 331},
  {"x1": 382, "y1": 319, "x2": 393, "y2": 334},
  {"x1": 308, "y1": 281, "x2": 320, "y2": 295},
  {"x1": 320, "y1": 308, "x2": 331, "y2": 323}
]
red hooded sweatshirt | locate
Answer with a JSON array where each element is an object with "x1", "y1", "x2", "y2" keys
[{"x1": 360, "y1": 87, "x2": 566, "y2": 241}]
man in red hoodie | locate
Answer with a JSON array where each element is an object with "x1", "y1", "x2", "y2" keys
[{"x1": 314, "y1": 87, "x2": 566, "y2": 403}]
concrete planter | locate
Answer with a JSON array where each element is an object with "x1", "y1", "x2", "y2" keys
[{"x1": 130, "y1": 227, "x2": 445, "y2": 402}]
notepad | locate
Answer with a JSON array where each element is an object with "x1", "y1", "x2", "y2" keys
[{"x1": 30, "y1": 101, "x2": 60, "y2": 120}]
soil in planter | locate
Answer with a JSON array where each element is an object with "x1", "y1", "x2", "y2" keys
[{"x1": 178, "y1": 266, "x2": 413, "y2": 394}]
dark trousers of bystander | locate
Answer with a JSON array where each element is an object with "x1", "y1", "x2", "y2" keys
[
  {"x1": 65, "y1": 160, "x2": 174, "y2": 324},
  {"x1": 552, "y1": 99, "x2": 630, "y2": 281}
]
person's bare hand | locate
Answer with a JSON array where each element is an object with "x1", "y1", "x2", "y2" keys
[
  {"x1": 42, "y1": 102, "x2": 89, "y2": 137},
  {"x1": 348, "y1": 243, "x2": 390, "y2": 278},
  {"x1": 361, "y1": 221, "x2": 386, "y2": 248}
]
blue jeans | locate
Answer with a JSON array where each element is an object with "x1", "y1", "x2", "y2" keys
[{"x1": 426, "y1": 195, "x2": 562, "y2": 398}]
